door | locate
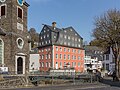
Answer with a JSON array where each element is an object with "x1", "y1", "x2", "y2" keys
[
  {"x1": 55, "y1": 62, "x2": 58, "y2": 69},
  {"x1": 17, "y1": 57, "x2": 23, "y2": 74}
]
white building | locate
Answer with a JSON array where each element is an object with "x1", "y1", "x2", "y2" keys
[
  {"x1": 84, "y1": 56, "x2": 102, "y2": 73},
  {"x1": 102, "y1": 47, "x2": 115, "y2": 71},
  {"x1": 84, "y1": 46, "x2": 103, "y2": 73},
  {"x1": 29, "y1": 48, "x2": 40, "y2": 72}
]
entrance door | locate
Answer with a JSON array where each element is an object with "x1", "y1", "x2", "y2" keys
[
  {"x1": 55, "y1": 62, "x2": 58, "y2": 69},
  {"x1": 17, "y1": 57, "x2": 23, "y2": 74}
]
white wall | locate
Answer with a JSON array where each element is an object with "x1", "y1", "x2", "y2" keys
[{"x1": 29, "y1": 54, "x2": 40, "y2": 72}]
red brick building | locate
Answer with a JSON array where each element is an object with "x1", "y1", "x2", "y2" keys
[{"x1": 38, "y1": 22, "x2": 84, "y2": 72}]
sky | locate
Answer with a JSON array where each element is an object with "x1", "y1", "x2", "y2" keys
[{"x1": 26, "y1": 0, "x2": 120, "y2": 43}]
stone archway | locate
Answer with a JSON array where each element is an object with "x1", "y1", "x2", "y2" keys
[{"x1": 17, "y1": 57, "x2": 23, "y2": 74}]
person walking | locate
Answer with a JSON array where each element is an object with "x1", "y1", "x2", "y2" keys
[
  {"x1": 112, "y1": 71, "x2": 116, "y2": 81},
  {"x1": 96, "y1": 70, "x2": 101, "y2": 82}
]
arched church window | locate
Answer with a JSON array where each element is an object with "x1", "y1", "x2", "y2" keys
[{"x1": 0, "y1": 39, "x2": 3, "y2": 64}]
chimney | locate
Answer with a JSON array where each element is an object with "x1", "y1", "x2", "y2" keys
[{"x1": 52, "y1": 22, "x2": 56, "y2": 29}]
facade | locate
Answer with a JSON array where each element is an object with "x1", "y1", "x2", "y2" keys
[
  {"x1": 84, "y1": 56, "x2": 102, "y2": 73},
  {"x1": 102, "y1": 47, "x2": 115, "y2": 71},
  {"x1": 84, "y1": 46, "x2": 103, "y2": 73},
  {"x1": 38, "y1": 22, "x2": 84, "y2": 72},
  {"x1": 29, "y1": 48, "x2": 40, "y2": 72},
  {"x1": 0, "y1": 0, "x2": 30, "y2": 74}
]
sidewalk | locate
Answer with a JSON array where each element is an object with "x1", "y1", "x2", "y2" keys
[{"x1": 100, "y1": 76, "x2": 120, "y2": 87}]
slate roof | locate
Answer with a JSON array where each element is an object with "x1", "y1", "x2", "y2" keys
[
  {"x1": 39, "y1": 24, "x2": 83, "y2": 49},
  {"x1": 45, "y1": 25, "x2": 61, "y2": 32},
  {"x1": 45, "y1": 24, "x2": 83, "y2": 39},
  {"x1": 0, "y1": 27, "x2": 6, "y2": 36},
  {"x1": 85, "y1": 45, "x2": 103, "y2": 60}
]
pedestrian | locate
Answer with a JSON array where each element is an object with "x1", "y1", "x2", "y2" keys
[
  {"x1": 96, "y1": 70, "x2": 101, "y2": 82},
  {"x1": 112, "y1": 71, "x2": 116, "y2": 81}
]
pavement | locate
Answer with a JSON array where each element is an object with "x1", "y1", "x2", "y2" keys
[
  {"x1": 100, "y1": 76, "x2": 120, "y2": 88},
  {"x1": 1, "y1": 76, "x2": 120, "y2": 90}
]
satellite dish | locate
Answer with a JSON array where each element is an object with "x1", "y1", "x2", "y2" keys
[{"x1": 0, "y1": 0, "x2": 6, "y2": 3}]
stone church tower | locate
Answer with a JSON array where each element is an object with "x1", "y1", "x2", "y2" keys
[{"x1": 0, "y1": 0, "x2": 30, "y2": 74}]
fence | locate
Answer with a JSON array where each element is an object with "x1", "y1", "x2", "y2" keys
[{"x1": 0, "y1": 71, "x2": 98, "y2": 87}]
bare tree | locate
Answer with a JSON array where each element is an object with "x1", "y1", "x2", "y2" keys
[
  {"x1": 92, "y1": 9, "x2": 120, "y2": 81},
  {"x1": 29, "y1": 28, "x2": 39, "y2": 48}
]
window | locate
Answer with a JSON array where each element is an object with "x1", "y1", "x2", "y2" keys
[
  {"x1": 68, "y1": 36, "x2": 70, "y2": 40},
  {"x1": 56, "y1": 54, "x2": 58, "y2": 59},
  {"x1": 47, "y1": 34, "x2": 49, "y2": 37},
  {"x1": 17, "y1": 7, "x2": 23, "y2": 19},
  {"x1": 72, "y1": 55, "x2": 74, "y2": 60},
  {"x1": 64, "y1": 42, "x2": 67, "y2": 45},
  {"x1": 78, "y1": 56, "x2": 80, "y2": 60},
  {"x1": 46, "y1": 55, "x2": 48, "y2": 59},
  {"x1": 49, "y1": 40, "x2": 51, "y2": 43},
  {"x1": 44, "y1": 35, "x2": 46, "y2": 39},
  {"x1": 56, "y1": 47, "x2": 58, "y2": 51},
  {"x1": 72, "y1": 62, "x2": 74, "y2": 67},
  {"x1": 68, "y1": 55, "x2": 70, "y2": 60},
  {"x1": 60, "y1": 54, "x2": 62, "y2": 59},
  {"x1": 78, "y1": 50, "x2": 80, "y2": 54},
  {"x1": 64, "y1": 62, "x2": 66, "y2": 66},
  {"x1": 64, "y1": 48, "x2": 66, "y2": 52},
  {"x1": 49, "y1": 63, "x2": 51, "y2": 67},
  {"x1": 60, "y1": 48, "x2": 62, "y2": 51},
  {"x1": 68, "y1": 49, "x2": 70, "y2": 52},
  {"x1": 106, "y1": 55, "x2": 109, "y2": 60},
  {"x1": 41, "y1": 37, "x2": 42, "y2": 40},
  {"x1": 78, "y1": 62, "x2": 80, "y2": 67},
  {"x1": 64, "y1": 35, "x2": 67, "y2": 39},
  {"x1": 64, "y1": 54, "x2": 66, "y2": 60},
  {"x1": 1, "y1": 5, "x2": 5, "y2": 16},
  {"x1": 74, "y1": 56, "x2": 76, "y2": 60},
  {"x1": 0, "y1": 40, "x2": 3, "y2": 64},
  {"x1": 39, "y1": 55, "x2": 41, "y2": 60},
  {"x1": 42, "y1": 62, "x2": 44, "y2": 67},
  {"x1": 17, "y1": 38, "x2": 24, "y2": 49},
  {"x1": 60, "y1": 62, "x2": 62, "y2": 68},
  {"x1": 75, "y1": 38, "x2": 77, "y2": 41},
  {"x1": 46, "y1": 62, "x2": 48, "y2": 67},
  {"x1": 68, "y1": 42, "x2": 70, "y2": 46},
  {"x1": 49, "y1": 54, "x2": 51, "y2": 59},
  {"x1": 42, "y1": 55, "x2": 44, "y2": 59},
  {"x1": 44, "y1": 30, "x2": 46, "y2": 33}
]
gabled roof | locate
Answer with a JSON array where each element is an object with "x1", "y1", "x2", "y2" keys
[
  {"x1": 63, "y1": 26, "x2": 83, "y2": 39},
  {"x1": 0, "y1": 27, "x2": 6, "y2": 36}
]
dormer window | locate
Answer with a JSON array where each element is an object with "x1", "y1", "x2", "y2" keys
[{"x1": 17, "y1": 7, "x2": 23, "y2": 19}]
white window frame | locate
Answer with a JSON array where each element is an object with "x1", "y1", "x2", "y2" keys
[
  {"x1": 17, "y1": 6, "x2": 23, "y2": 21},
  {"x1": 0, "y1": 39, "x2": 4, "y2": 65}
]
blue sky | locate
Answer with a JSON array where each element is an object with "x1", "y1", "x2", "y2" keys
[{"x1": 26, "y1": 0, "x2": 120, "y2": 43}]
